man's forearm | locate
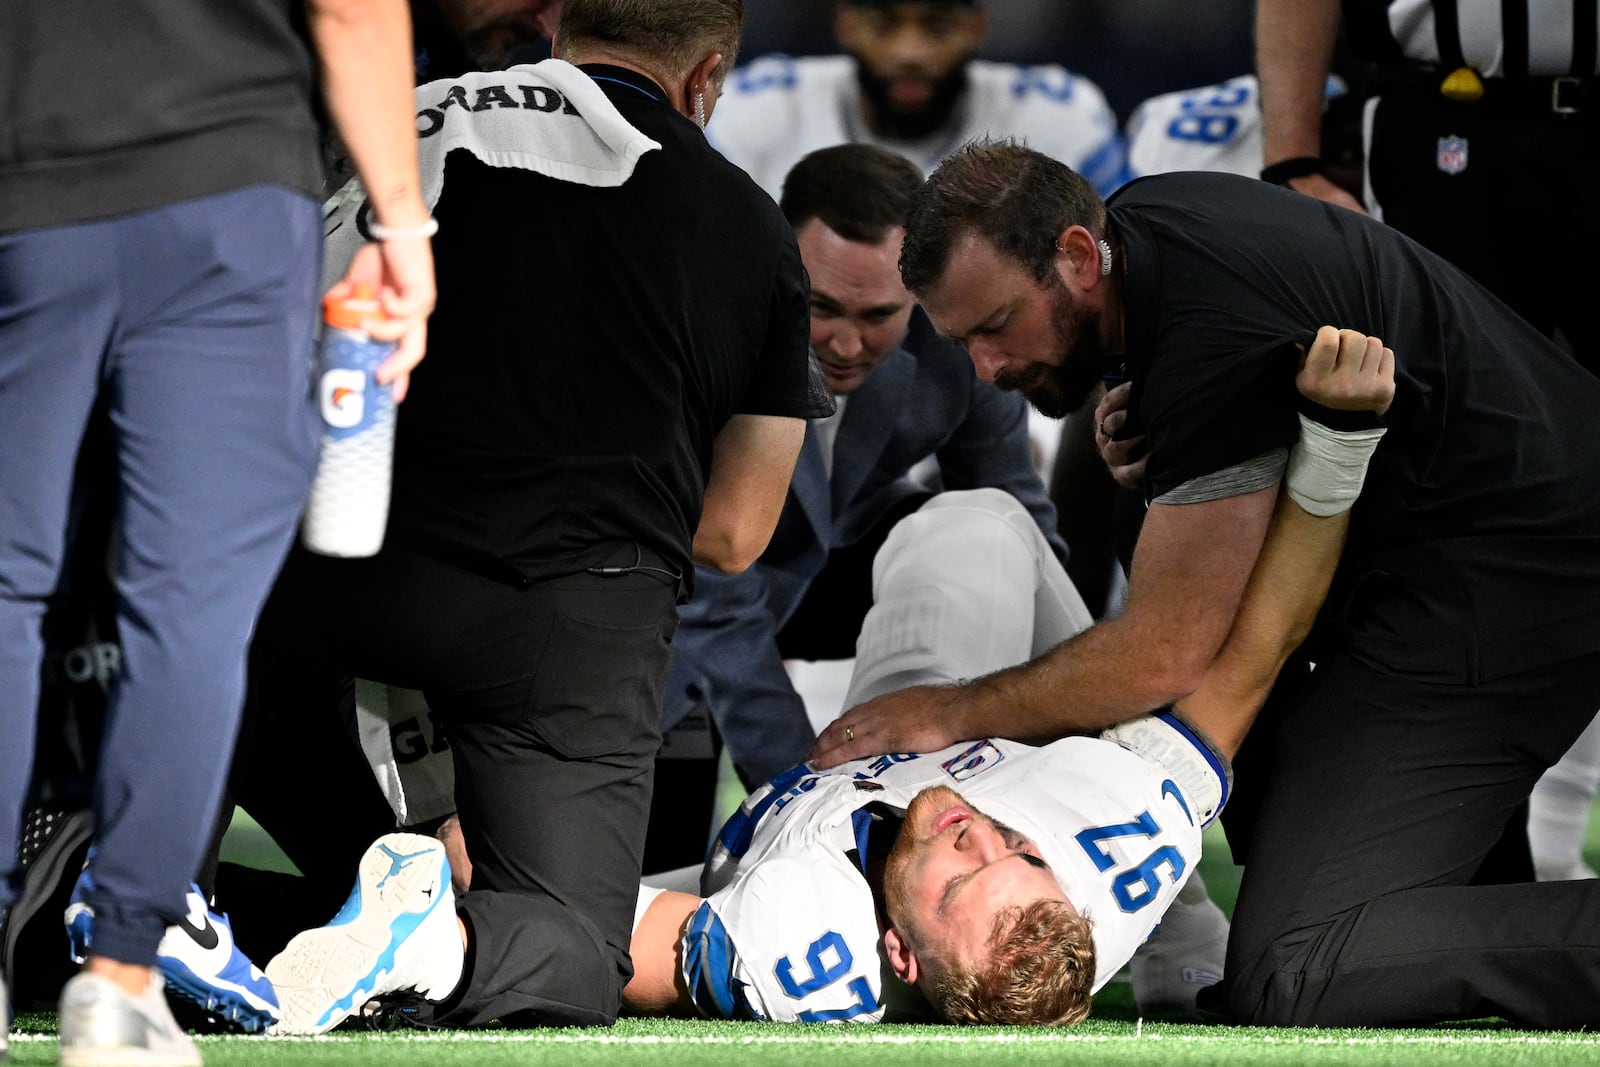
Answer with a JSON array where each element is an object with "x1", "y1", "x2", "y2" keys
[
  {"x1": 1256, "y1": 0, "x2": 1343, "y2": 165},
  {"x1": 695, "y1": 414, "x2": 805, "y2": 574},
  {"x1": 1174, "y1": 493, "x2": 1348, "y2": 758},
  {"x1": 963, "y1": 610, "x2": 1215, "y2": 740},
  {"x1": 308, "y1": 0, "x2": 429, "y2": 228},
  {"x1": 1174, "y1": 327, "x2": 1394, "y2": 759},
  {"x1": 958, "y1": 488, "x2": 1278, "y2": 741}
]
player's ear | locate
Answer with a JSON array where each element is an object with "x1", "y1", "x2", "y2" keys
[{"x1": 883, "y1": 926, "x2": 920, "y2": 985}]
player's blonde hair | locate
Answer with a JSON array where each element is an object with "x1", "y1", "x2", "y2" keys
[{"x1": 926, "y1": 898, "x2": 1096, "y2": 1026}]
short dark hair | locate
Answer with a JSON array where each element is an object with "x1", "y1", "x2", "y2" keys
[
  {"x1": 557, "y1": 0, "x2": 744, "y2": 85},
  {"x1": 900, "y1": 139, "x2": 1106, "y2": 293},
  {"x1": 779, "y1": 144, "x2": 924, "y2": 244}
]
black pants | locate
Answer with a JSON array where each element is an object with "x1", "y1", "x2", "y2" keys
[
  {"x1": 1209, "y1": 647, "x2": 1600, "y2": 1028},
  {"x1": 1367, "y1": 84, "x2": 1599, "y2": 372},
  {"x1": 238, "y1": 542, "x2": 677, "y2": 1027}
]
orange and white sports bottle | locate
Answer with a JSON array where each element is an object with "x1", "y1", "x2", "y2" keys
[{"x1": 301, "y1": 284, "x2": 398, "y2": 558}]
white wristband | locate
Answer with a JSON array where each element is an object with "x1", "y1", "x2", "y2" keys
[
  {"x1": 367, "y1": 216, "x2": 439, "y2": 241},
  {"x1": 1285, "y1": 413, "x2": 1387, "y2": 517}
]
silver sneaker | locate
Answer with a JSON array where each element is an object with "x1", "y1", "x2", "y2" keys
[{"x1": 57, "y1": 971, "x2": 200, "y2": 1067}]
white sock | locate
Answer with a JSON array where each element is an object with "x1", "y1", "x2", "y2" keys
[
  {"x1": 633, "y1": 885, "x2": 667, "y2": 934},
  {"x1": 1529, "y1": 709, "x2": 1600, "y2": 881}
]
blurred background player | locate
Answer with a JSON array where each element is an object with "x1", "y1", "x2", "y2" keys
[{"x1": 706, "y1": 0, "x2": 1127, "y2": 201}]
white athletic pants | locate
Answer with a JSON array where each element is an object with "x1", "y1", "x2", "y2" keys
[{"x1": 844, "y1": 488, "x2": 1094, "y2": 709}]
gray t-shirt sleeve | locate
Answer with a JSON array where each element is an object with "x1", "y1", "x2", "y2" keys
[{"x1": 1153, "y1": 447, "x2": 1287, "y2": 505}]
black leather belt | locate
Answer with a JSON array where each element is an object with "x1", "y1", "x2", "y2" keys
[
  {"x1": 1482, "y1": 74, "x2": 1596, "y2": 115},
  {"x1": 1376, "y1": 67, "x2": 1598, "y2": 115}
]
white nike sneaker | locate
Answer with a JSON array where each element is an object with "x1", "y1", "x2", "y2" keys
[
  {"x1": 66, "y1": 868, "x2": 279, "y2": 1034},
  {"x1": 266, "y1": 833, "x2": 462, "y2": 1035},
  {"x1": 1129, "y1": 870, "x2": 1229, "y2": 1017},
  {"x1": 57, "y1": 971, "x2": 200, "y2": 1067}
]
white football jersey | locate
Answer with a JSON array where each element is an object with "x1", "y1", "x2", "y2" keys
[
  {"x1": 706, "y1": 54, "x2": 1129, "y2": 201},
  {"x1": 682, "y1": 717, "x2": 1222, "y2": 1023},
  {"x1": 1126, "y1": 74, "x2": 1349, "y2": 179},
  {"x1": 1125, "y1": 75, "x2": 1265, "y2": 179}
]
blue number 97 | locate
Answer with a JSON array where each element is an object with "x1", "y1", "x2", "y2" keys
[{"x1": 775, "y1": 931, "x2": 880, "y2": 1023}]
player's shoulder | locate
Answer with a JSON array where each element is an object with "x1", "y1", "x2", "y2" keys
[
  {"x1": 960, "y1": 60, "x2": 1123, "y2": 189},
  {"x1": 720, "y1": 53, "x2": 853, "y2": 105},
  {"x1": 707, "y1": 53, "x2": 853, "y2": 192},
  {"x1": 1129, "y1": 74, "x2": 1261, "y2": 123},
  {"x1": 965, "y1": 59, "x2": 1117, "y2": 121},
  {"x1": 1125, "y1": 75, "x2": 1264, "y2": 179},
  {"x1": 698, "y1": 854, "x2": 887, "y2": 1023}
]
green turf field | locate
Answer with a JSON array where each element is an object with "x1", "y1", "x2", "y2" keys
[{"x1": 8, "y1": 799, "x2": 1598, "y2": 1065}]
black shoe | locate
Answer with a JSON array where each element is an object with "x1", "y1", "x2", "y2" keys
[
  {"x1": 0, "y1": 806, "x2": 92, "y2": 1010},
  {"x1": 360, "y1": 990, "x2": 444, "y2": 1032}
]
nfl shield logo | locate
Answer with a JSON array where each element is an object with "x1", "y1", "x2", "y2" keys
[
  {"x1": 1437, "y1": 136, "x2": 1468, "y2": 175},
  {"x1": 941, "y1": 739, "x2": 1005, "y2": 781}
]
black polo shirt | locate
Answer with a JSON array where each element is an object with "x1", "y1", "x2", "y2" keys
[
  {"x1": 0, "y1": 0, "x2": 323, "y2": 231},
  {"x1": 386, "y1": 64, "x2": 813, "y2": 594},
  {"x1": 1109, "y1": 170, "x2": 1600, "y2": 681}
]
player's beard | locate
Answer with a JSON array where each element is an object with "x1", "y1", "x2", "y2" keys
[
  {"x1": 995, "y1": 274, "x2": 1107, "y2": 419},
  {"x1": 855, "y1": 59, "x2": 971, "y2": 141},
  {"x1": 882, "y1": 785, "x2": 966, "y2": 950}
]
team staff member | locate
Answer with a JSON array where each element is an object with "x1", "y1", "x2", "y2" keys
[
  {"x1": 813, "y1": 142, "x2": 1600, "y2": 1028},
  {"x1": 249, "y1": 0, "x2": 816, "y2": 1032},
  {"x1": 0, "y1": 0, "x2": 432, "y2": 1062}
]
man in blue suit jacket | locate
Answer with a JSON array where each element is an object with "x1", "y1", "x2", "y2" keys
[{"x1": 658, "y1": 145, "x2": 1065, "y2": 799}]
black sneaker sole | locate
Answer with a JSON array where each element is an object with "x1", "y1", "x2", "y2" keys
[{"x1": 1, "y1": 807, "x2": 92, "y2": 1008}]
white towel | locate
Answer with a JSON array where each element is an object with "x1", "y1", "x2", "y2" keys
[{"x1": 322, "y1": 59, "x2": 662, "y2": 291}]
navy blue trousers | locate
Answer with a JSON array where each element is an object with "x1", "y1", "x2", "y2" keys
[{"x1": 0, "y1": 186, "x2": 322, "y2": 963}]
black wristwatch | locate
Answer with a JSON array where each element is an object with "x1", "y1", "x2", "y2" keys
[{"x1": 1260, "y1": 156, "x2": 1326, "y2": 186}]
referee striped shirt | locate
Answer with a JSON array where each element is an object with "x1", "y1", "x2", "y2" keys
[{"x1": 1344, "y1": 0, "x2": 1599, "y2": 77}]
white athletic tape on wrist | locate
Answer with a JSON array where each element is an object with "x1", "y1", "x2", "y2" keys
[{"x1": 1285, "y1": 413, "x2": 1387, "y2": 517}]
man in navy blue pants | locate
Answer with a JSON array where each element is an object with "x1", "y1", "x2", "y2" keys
[{"x1": 0, "y1": 2, "x2": 434, "y2": 1061}]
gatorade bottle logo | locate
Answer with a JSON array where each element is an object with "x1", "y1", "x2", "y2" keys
[{"x1": 320, "y1": 368, "x2": 367, "y2": 429}]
